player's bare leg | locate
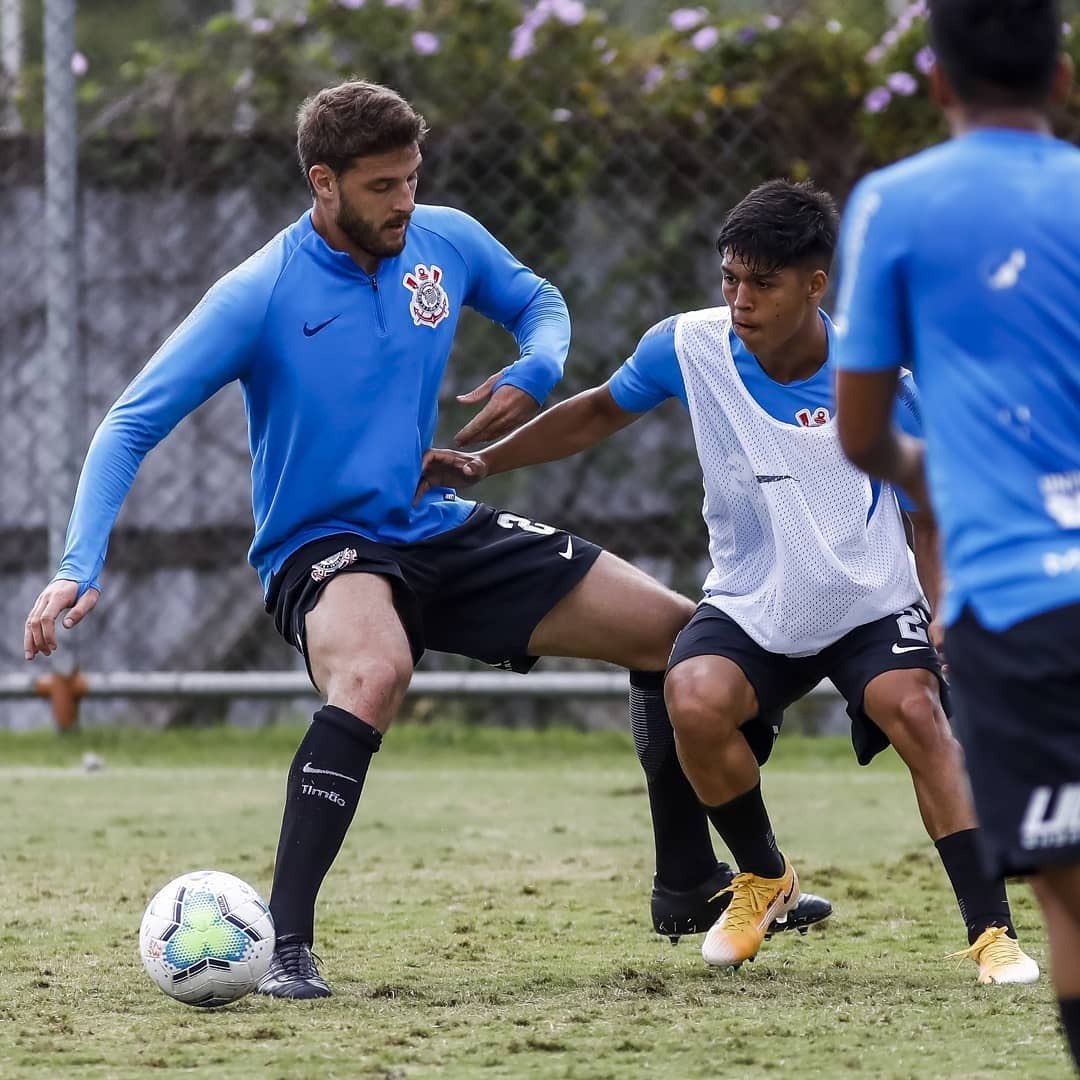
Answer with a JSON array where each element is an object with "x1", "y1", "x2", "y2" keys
[
  {"x1": 1030, "y1": 866, "x2": 1080, "y2": 1066},
  {"x1": 305, "y1": 572, "x2": 414, "y2": 731},
  {"x1": 529, "y1": 554, "x2": 827, "y2": 944},
  {"x1": 663, "y1": 654, "x2": 759, "y2": 806},
  {"x1": 863, "y1": 668, "x2": 1038, "y2": 984},
  {"x1": 863, "y1": 668, "x2": 975, "y2": 840},
  {"x1": 260, "y1": 573, "x2": 413, "y2": 999},
  {"x1": 526, "y1": 549, "x2": 692, "y2": 670},
  {"x1": 663, "y1": 653, "x2": 798, "y2": 968}
]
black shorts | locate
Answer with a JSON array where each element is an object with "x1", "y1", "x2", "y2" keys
[
  {"x1": 668, "y1": 602, "x2": 949, "y2": 766},
  {"x1": 947, "y1": 602, "x2": 1080, "y2": 879},
  {"x1": 266, "y1": 505, "x2": 602, "y2": 685}
]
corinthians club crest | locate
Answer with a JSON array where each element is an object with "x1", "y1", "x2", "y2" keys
[{"x1": 402, "y1": 264, "x2": 450, "y2": 328}]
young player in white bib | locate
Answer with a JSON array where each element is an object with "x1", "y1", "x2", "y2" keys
[{"x1": 419, "y1": 180, "x2": 1039, "y2": 983}]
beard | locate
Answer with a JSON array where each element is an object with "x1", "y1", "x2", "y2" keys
[{"x1": 336, "y1": 197, "x2": 410, "y2": 259}]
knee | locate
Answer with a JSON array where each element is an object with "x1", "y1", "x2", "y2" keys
[
  {"x1": 664, "y1": 662, "x2": 752, "y2": 743},
  {"x1": 323, "y1": 654, "x2": 412, "y2": 719},
  {"x1": 871, "y1": 674, "x2": 956, "y2": 759}
]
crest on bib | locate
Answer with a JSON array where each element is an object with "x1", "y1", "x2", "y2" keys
[{"x1": 402, "y1": 264, "x2": 450, "y2": 328}]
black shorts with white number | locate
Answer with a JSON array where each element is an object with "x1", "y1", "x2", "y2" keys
[
  {"x1": 266, "y1": 504, "x2": 602, "y2": 684},
  {"x1": 947, "y1": 602, "x2": 1080, "y2": 879},
  {"x1": 668, "y1": 602, "x2": 949, "y2": 766}
]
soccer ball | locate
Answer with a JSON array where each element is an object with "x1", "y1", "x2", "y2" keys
[{"x1": 139, "y1": 870, "x2": 275, "y2": 1007}]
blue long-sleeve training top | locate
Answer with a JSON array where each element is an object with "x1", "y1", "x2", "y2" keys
[{"x1": 56, "y1": 205, "x2": 571, "y2": 596}]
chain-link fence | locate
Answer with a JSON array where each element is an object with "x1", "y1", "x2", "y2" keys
[{"x1": 2, "y1": 0, "x2": 1078, "y2": 728}]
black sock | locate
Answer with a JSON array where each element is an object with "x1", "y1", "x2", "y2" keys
[
  {"x1": 1058, "y1": 998, "x2": 1080, "y2": 1072},
  {"x1": 630, "y1": 670, "x2": 718, "y2": 891},
  {"x1": 269, "y1": 705, "x2": 382, "y2": 943},
  {"x1": 934, "y1": 828, "x2": 1015, "y2": 944},
  {"x1": 704, "y1": 782, "x2": 785, "y2": 878}
]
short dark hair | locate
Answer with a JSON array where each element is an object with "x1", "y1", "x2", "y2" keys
[
  {"x1": 296, "y1": 79, "x2": 429, "y2": 181},
  {"x1": 716, "y1": 179, "x2": 839, "y2": 276},
  {"x1": 929, "y1": 0, "x2": 1062, "y2": 107}
]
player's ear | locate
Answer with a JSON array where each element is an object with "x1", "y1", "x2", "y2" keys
[
  {"x1": 808, "y1": 268, "x2": 828, "y2": 304},
  {"x1": 1050, "y1": 53, "x2": 1074, "y2": 106},
  {"x1": 309, "y1": 164, "x2": 336, "y2": 201}
]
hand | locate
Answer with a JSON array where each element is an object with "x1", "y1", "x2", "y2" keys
[
  {"x1": 24, "y1": 579, "x2": 99, "y2": 660},
  {"x1": 453, "y1": 373, "x2": 539, "y2": 447},
  {"x1": 415, "y1": 448, "x2": 489, "y2": 504}
]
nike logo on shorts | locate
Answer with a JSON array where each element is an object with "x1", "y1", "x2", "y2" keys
[
  {"x1": 891, "y1": 643, "x2": 929, "y2": 654},
  {"x1": 302, "y1": 761, "x2": 358, "y2": 783},
  {"x1": 558, "y1": 536, "x2": 573, "y2": 560}
]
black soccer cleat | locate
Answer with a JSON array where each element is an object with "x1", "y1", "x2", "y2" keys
[
  {"x1": 255, "y1": 939, "x2": 332, "y2": 999},
  {"x1": 651, "y1": 862, "x2": 833, "y2": 945}
]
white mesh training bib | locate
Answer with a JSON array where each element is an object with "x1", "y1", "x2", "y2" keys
[{"x1": 675, "y1": 307, "x2": 921, "y2": 657}]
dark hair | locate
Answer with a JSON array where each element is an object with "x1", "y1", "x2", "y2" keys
[
  {"x1": 296, "y1": 79, "x2": 429, "y2": 182},
  {"x1": 716, "y1": 179, "x2": 839, "y2": 275},
  {"x1": 929, "y1": 0, "x2": 1061, "y2": 107}
]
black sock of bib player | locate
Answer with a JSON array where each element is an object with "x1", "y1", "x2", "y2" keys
[
  {"x1": 704, "y1": 783, "x2": 786, "y2": 879},
  {"x1": 1058, "y1": 998, "x2": 1080, "y2": 1071},
  {"x1": 269, "y1": 705, "x2": 382, "y2": 944},
  {"x1": 934, "y1": 828, "x2": 1015, "y2": 943},
  {"x1": 630, "y1": 671, "x2": 718, "y2": 891}
]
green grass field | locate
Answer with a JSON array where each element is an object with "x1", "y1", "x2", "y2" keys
[{"x1": 0, "y1": 726, "x2": 1068, "y2": 1080}]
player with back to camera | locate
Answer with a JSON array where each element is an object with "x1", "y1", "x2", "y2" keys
[
  {"x1": 419, "y1": 178, "x2": 1042, "y2": 984},
  {"x1": 834, "y1": 0, "x2": 1080, "y2": 1066},
  {"x1": 22, "y1": 79, "x2": 829, "y2": 999}
]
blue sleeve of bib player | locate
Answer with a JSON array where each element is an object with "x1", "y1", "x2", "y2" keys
[
  {"x1": 834, "y1": 174, "x2": 914, "y2": 373},
  {"x1": 607, "y1": 316, "x2": 687, "y2": 413},
  {"x1": 443, "y1": 208, "x2": 571, "y2": 406},
  {"x1": 54, "y1": 264, "x2": 271, "y2": 594}
]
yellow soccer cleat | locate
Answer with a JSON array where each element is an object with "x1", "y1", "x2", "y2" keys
[
  {"x1": 948, "y1": 925, "x2": 1041, "y2": 985},
  {"x1": 701, "y1": 858, "x2": 800, "y2": 969}
]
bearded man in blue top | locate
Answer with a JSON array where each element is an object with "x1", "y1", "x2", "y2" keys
[
  {"x1": 834, "y1": 0, "x2": 1080, "y2": 1066},
  {"x1": 23, "y1": 80, "x2": 830, "y2": 998}
]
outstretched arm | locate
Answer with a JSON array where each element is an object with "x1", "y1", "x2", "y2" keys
[
  {"x1": 24, "y1": 265, "x2": 268, "y2": 659},
  {"x1": 417, "y1": 383, "x2": 640, "y2": 499}
]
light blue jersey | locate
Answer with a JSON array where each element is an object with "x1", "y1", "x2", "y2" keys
[
  {"x1": 57, "y1": 206, "x2": 570, "y2": 596},
  {"x1": 835, "y1": 129, "x2": 1080, "y2": 630},
  {"x1": 608, "y1": 309, "x2": 922, "y2": 512}
]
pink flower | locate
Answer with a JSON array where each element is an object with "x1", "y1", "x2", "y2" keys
[
  {"x1": 551, "y1": 0, "x2": 586, "y2": 25},
  {"x1": 642, "y1": 65, "x2": 664, "y2": 93},
  {"x1": 70, "y1": 51, "x2": 88, "y2": 77},
  {"x1": 826, "y1": 19, "x2": 842, "y2": 34},
  {"x1": 865, "y1": 45, "x2": 885, "y2": 65},
  {"x1": 600, "y1": 49, "x2": 617, "y2": 65},
  {"x1": 691, "y1": 25, "x2": 719, "y2": 51},
  {"x1": 886, "y1": 71, "x2": 918, "y2": 96},
  {"x1": 864, "y1": 86, "x2": 892, "y2": 113},
  {"x1": 385, "y1": 0, "x2": 420, "y2": 9},
  {"x1": 251, "y1": 17, "x2": 273, "y2": 33},
  {"x1": 412, "y1": 31, "x2": 440, "y2": 55},
  {"x1": 915, "y1": 46, "x2": 935, "y2": 74},
  {"x1": 509, "y1": 26, "x2": 535, "y2": 60},
  {"x1": 763, "y1": 14, "x2": 783, "y2": 30},
  {"x1": 669, "y1": 8, "x2": 706, "y2": 32},
  {"x1": 337, "y1": 0, "x2": 365, "y2": 8}
]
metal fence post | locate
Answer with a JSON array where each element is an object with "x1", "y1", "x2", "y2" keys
[
  {"x1": 42, "y1": 0, "x2": 80, "y2": 666},
  {"x1": 1, "y1": 0, "x2": 22, "y2": 132}
]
